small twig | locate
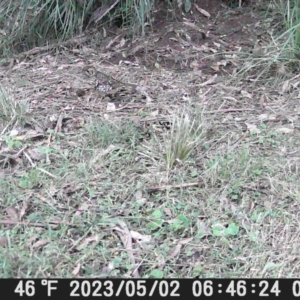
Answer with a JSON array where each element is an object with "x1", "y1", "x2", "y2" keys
[
  {"x1": 37, "y1": 167, "x2": 59, "y2": 179},
  {"x1": 54, "y1": 113, "x2": 64, "y2": 134},
  {"x1": 148, "y1": 181, "x2": 203, "y2": 192},
  {"x1": 16, "y1": 34, "x2": 88, "y2": 59},
  {"x1": 203, "y1": 108, "x2": 255, "y2": 114},
  {"x1": 230, "y1": 131, "x2": 249, "y2": 149},
  {"x1": 0, "y1": 219, "x2": 78, "y2": 227},
  {"x1": 23, "y1": 151, "x2": 35, "y2": 167}
]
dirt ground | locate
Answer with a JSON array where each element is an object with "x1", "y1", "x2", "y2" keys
[
  {"x1": 1, "y1": 0, "x2": 281, "y2": 125},
  {"x1": 1, "y1": 0, "x2": 300, "y2": 277}
]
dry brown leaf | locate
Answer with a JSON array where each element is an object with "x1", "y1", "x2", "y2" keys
[
  {"x1": 32, "y1": 240, "x2": 49, "y2": 248},
  {"x1": 178, "y1": 237, "x2": 193, "y2": 245},
  {"x1": 6, "y1": 207, "x2": 19, "y2": 221},
  {"x1": 107, "y1": 102, "x2": 116, "y2": 111},
  {"x1": 114, "y1": 221, "x2": 139, "y2": 278},
  {"x1": 72, "y1": 263, "x2": 81, "y2": 276},
  {"x1": 197, "y1": 220, "x2": 211, "y2": 237},
  {"x1": 135, "y1": 190, "x2": 145, "y2": 205},
  {"x1": 169, "y1": 237, "x2": 193, "y2": 259},
  {"x1": 91, "y1": 145, "x2": 117, "y2": 165},
  {"x1": 210, "y1": 64, "x2": 220, "y2": 72},
  {"x1": 190, "y1": 60, "x2": 200, "y2": 69},
  {"x1": 164, "y1": 207, "x2": 173, "y2": 217},
  {"x1": 245, "y1": 123, "x2": 260, "y2": 134},
  {"x1": 63, "y1": 183, "x2": 80, "y2": 195},
  {"x1": 9, "y1": 129, "x2": 19, "y2": 136},
  {"x1": 275, "y1": 127, "x2": 294, "y2": 134},
  {"x1": 240, "y1": 90, "x2": 252, "y2": 99},
  {"x1": 0, "y1": 236, "x2": 8, "y2": 247},
  {"x1": 130, "y1": 230, "x2": 151, "y2": 243},
  {"x1": 169, "y1": 244, "x2": 182, "y2": 259},
  {"x1": 250, "y1": 201, "x2": 255, "y2": 212},
  {"x1": 99, "y1": 261, "x2": 115, "y2": 277},
  {"x1": 76, "y1": 235, "x2": 99, "y2": 251},
  {"x1": 281, "y1": 80, "x2": 290, "y2": 94},
  {"x1": 113, "y1": 38, "x2": 126, "y2": 50},
  {"x1": 27, "y1": 148, "x2": 47, "y2": 161},
  {"x1": 15, "y1": 130, "x2": 44, "y2": 141},
  {"x1": 75, "y1": 202, "x2": 90, "y2": 216},
  {"x1": 19, "y1": 195, "x2": 31, "y2": 221},
  {"x1": 0, "y1": 170, "x2": 11, "y2": 179},
  {"x1": 194, "y1": 4, "x2": 211, "y2": 18},
  {"x1": 259, "y1": 94, "x2": 265, "y2": 106}
]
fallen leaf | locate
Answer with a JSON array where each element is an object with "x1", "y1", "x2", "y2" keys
[
  {"x1": 130, "y1": 230, "x2": 151, "y2": 243},
  {"x1": 72, "y1": 263, "x2": 81, "y2": 276},
  {"x1": 169, "y1": 237, "x2": 193, "y2": 260},
  {"x1": 210, "y1": 64, "x2": 220, "y2": 71},
  {"x1": 135, "y1": 190, "x2": 146, "y2": 205},
  {"x1": 275, "y1": 127, "x2": 294, "y2": 134},
  {"x1": 9, "y1": 129, "x2": 19, "y2": 136},
  {"x1": 190, "y1": 60, "x2": 200, "y2": 69},
  {"x1": 194, "y1": 4, "x2": 211, "y2": 18},
  {"x1": 107, "y1": 102, "x2": 116, "y2": 111},
  {"x1": 0, "y1": 236, "x2": 8, "y2": 247},
  {"x1": 281, "y1": 80, "x2": 290, "y2": 93},
  {"x1": 19, "y1": 195, "x2": 31, "y2": 221},
  {"x1": 241, "y1": 90, "x2": 252, "y2": 99},
  {"x1": 75, "y1": 202, "x2": 90, "y2": 216},
  {"x1": 6, "y1": 207, "x2": 19, "y2": 221},
  {"x1": 178, "y1": 237, "x2": 193, "y2": 245},
  {"x1": 76, "y1": 235, "x2": 99, "y2": 251},
  {"x1": 259, "y1": 94, "x2": 265, "y2": 105},
  {"x1": 99, "y1": 261, "x2": 115, "y2": 277},
  {"x1": 150, "y1": 110, "x2": 159, "y2": 117},
  {"x1": 169, "y1": 244, "x2": 182, "y2": 259},
  {"x1": 27, "y1": 148, "x2": 47, "y2": 161},
  {"x1": 32, "y1": 240, "x2": 49, "y2": 248},
  {"x1": 164, "y1": 208, "x2": 173, "y2": 217},
  {"x1": 0, "y1": 170, "x2": 11, "y2": 179},
  {"x1": 245, "y1": 123, "x2": 260, "y2": 134}
]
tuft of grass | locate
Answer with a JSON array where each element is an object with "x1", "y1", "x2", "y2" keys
[
  {"x1": 0, "y1": 0, "x2": 157, "y2": 55},
  {"x1": 111, "y1": 0, "x2": 153, "y2": 36},
  {"x1": 0, "y1": 0, "x2": 94, "y2": 55},
  {"x1": 280, "y1": 0, "x2": 300, "y2": 57},
  {"x1": 0, "y1": 85, "x2": 28, "y2": 130},
  {"x1": 228, "y1": 0, "x2": 300, "y2": 81},
  {"x1": 165, "y1": 109, "x2": 205, "y2": 170}
]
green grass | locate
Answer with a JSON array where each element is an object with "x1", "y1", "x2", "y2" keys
[
  {"x1": 1, "y1": 89, "x2": 300, "y2": 277},
  {"x1": 0, "y1": 0, "x2": 155, "y2": 56},
  {"x1": 1, "y1": 0, "x2": 300, "y2": 278}
]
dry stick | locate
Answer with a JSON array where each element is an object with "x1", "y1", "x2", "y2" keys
[
  {"x1": 0, "y1": 219, "x2": 78, "y2": 227},
  {"x1": 148, "y1": 181, "x2": 203, "y2": 192},
  {"x1": 230, "y1": 131, "x2": 249, "y2": 149},
  {"x1": 16, "y1": 34, "x2": 88, "y2": 59},
  {"x1": 114, "y1": 220, "x2": 140, "y2": 278},
  {"x1": 203, "y1": 108, "x2": 255, "y2": 114}
]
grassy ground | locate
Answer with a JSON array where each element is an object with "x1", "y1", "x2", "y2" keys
[{"x1": 1, "y1": 0, "x2": 300, "y2": 278}]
